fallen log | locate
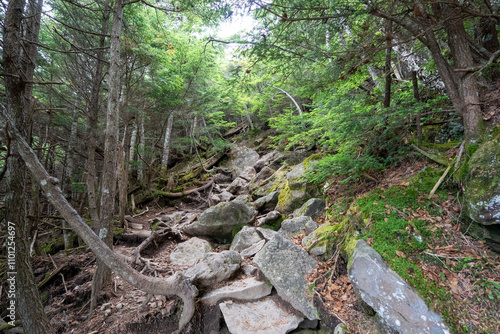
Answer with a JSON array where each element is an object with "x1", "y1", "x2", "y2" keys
[{"x1": 155, "y1": 178, "x2": 214, "y2": 198}]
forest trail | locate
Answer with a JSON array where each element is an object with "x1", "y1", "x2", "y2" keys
[{"x1": 6, "y1": 141, "x2": 500, "y2": 334}]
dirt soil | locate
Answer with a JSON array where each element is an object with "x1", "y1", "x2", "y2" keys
[{"x1": 13, "y1": 159, "x2": 500, "y2": 334}]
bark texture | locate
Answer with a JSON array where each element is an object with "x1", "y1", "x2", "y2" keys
[
  {"x1": 91, "y1": 0, "x2": 124, "y2": 311},
  {"x1": 3, "y1": 0, "x2": 54, "y2": 332}
]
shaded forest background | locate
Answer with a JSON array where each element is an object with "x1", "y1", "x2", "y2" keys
[{"x1": 1, "y1": 0, "x2": 499, "y2": 333}]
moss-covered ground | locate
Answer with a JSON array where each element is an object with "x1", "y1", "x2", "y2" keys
[{"x1": 315, "y1": 161, "x2": 499, "y2": 333}]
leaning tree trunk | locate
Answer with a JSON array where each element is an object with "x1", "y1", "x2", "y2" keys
[
  {"x1": 90, "y1": 0, "x2": 124, "y2": 311},
  {"x1": 3, "y1": 0, "x2": 54, "y2": 332},
  {"x1": 0, "y1": 109, "x2": 198, "y2": 334}
]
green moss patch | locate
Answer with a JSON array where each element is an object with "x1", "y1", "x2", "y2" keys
[{"x1": 347, "y1": 165, "x2": 473, "y2": 332}]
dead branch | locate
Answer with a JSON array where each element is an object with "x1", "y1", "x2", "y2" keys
[
  {"x1": 132, "y1": 206, "x2": 149, "y2": 218},
  {"x1": 38, "y1": 263, "x2": 68, "y2": 288},
  {"x1": 0, "y1": 106, "x2": 197, "y2": 333},
  {"x1": 410, "y1": 144, "x2": 449, "y2": 166},
  {"x1": 429, "y1": 163, "x2": 453, "y2": 199},
  {"x1": 155, "y1": 179, "x2": 214, "y2": 198}
]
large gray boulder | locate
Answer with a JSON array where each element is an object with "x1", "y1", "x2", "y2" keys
[
  {"x1": 255, "y1": 191, "x2": 280, "y2": 212},
  {"x1": 230, "y1": 226, "x2": 263, "y2": 253},
  {"x1": 278, "y1": 216, "x2": 318, "y2": 240},
  {"x1": 257, "y1": 210, "x2": 282, "y2": 227},
  {"x1": 219, "y1": 298, "x2": 303, "y2": 334},
  {"x1": 183, "y1": 200, "x2": 256, "y2": 239},
  {"x1": 227, "y1": 177, "x2": 248, "y2": 195},
  {"x1": 256, "y1": 227, "x2": 278, "y2": 241},
  {"x1": 253, "y1": 234, "x2": 319, "y2": 320},
  {"x1": 276, "y1": 161, "x2": 320, "y2": 214},
  {"x1": 227, "y1": 146, "x2": 260, "y2": 177},
  {"x1": 201, "y1": 277, "x2": 272, "y2": 305},
  {"x1": 253, "y1": 151, "x2": 279, "y2": 172},
  {"x1": 240, "y1": 239, "x2": 266, "y2": 258},
  {"x1": 238, "y1": 166, "x2": 256, "y2": 181},
  {"x1": 293, "y1": 198, "x2": 326, "y2": 219},
  {"x1": 348, "y1": 240, "x2": 450, "y2": 334},
  {"x1": 184, "y1": 250, "x2": 242, "y2": 288},
  {"x1": 250, "y1": 166, "x2": 276, "y2": 194},
  {"x1": 465, "y1": 136, "x2": 500, "y2": 226},
  {"x1": 169, "y1": 237, "x2": 212, "y2": 267}
]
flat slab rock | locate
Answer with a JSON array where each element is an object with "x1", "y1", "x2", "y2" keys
[
  {"x1": 349, "y1": 240, "x2": 450, "y2": 334},
  {"x1": 201, "y1": 277, "x2": 272, "y2": 305},
  {"x1": 253, "y1": 234, "x2": 319, "y2": 320},
  {"x1": 219, "y1": 298, "x2": 303, "y2": 334}
]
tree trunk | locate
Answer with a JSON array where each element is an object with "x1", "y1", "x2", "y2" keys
[
  {"x1": 86, "y1": 6, "x2": 110, "y2": 225},
  {"x1": 1, "y1": 109, "x2": 198, "y2": 334},
  {"x1": 3, "y1": 0, "x2": 54, "y2": 332},
  {"x1": 129, "y1": 123, "x2": 137, "y2": 163},
  {"x1": 91, "y1": 0, "x2": 124, "y2": 311},
  {"x1": 245, "y1": 105, "x2": 254, "y2": 130},
  {"x1": 442, "y1": 4, "x2": 483, "y2": 142},
  {"x1": 384, "y1": 20, "x2": 393, "y2": 108},
  {"x1": 137, "y1": 113, "x2": 145, "y2": 182},
  {"x1": 189, "y1": 113, "x2": 197, "y2": 155},
  {"x1": 412, "y1": 71, "x2": 423, "y2": 146},
  {"x1": 118, "y1": 123, "x2": 132, "y2": 227},
  {"x1": 371, "y1": 1, "x2": 484, "y2": 143},
  {"x1": 64, "y1": 96, "x2": 80, "y2": 198},
  {"x1": 161, "y1": 111, "x2": 174, "y2": 169}
]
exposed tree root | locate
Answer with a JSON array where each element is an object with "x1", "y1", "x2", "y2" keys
[
  {"x1": 132, "y1": 225, "x2": 186, "y2": 265},
  {"x1": 2, "y1": 110, "x2": 198, "y2": 334}
]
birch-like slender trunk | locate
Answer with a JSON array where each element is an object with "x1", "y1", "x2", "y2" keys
[
  {"x1": 129, "y1": 123, "x2": 137, "y2": 163},
  {"x1": 161, "y1": 112, "x2": 174, "y2": 169},
  {"x1": 325, "y1": 22, "x2": 331, "y2": 63},
  {"x1": 189, "y1": 114, "x2": 197, "y2": 155},
  {"x1": 118, "y1": 123, "x2": 132, "y2": 227},
  {"x1": 65, "y1": 96, "x2": 80, "y2": 198},
  {"x1": 63, "y1": 99, "x2": 79, "y2": 249},
  {"x1": 384, "y1": 20, "x2": 393, "y2": 108},
  {"x1": 269, "y1": 85, "x2": 302, "y2": 115},
  {"x1": 137, "y1": 113, "x2": 145, "y2": 181},
  {"x1": 245, "y1": 105, "x2": 254, "y2": 130}
]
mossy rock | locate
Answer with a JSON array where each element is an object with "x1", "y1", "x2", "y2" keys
[
  {"x1": 465, "y1": 135, "x2": 500, "y2": 225},
  {"x1": 251, "y1": 165, "x2": 289, "y2": 198},
  {"x1": 465, "y1": 222, "x2": 500, "y2": 253},
  {"x1": 275, "y1": 161, "x2": 321, "y2": 214}
]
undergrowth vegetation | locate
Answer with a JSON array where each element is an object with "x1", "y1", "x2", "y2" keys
[{"x1": 329, "y1": 165, "x2": 500, "y2": 333}]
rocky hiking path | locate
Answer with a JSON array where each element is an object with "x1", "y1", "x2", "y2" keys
[{"x1": 20, "y1": 142, "x2": 499, "y2": 334}]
